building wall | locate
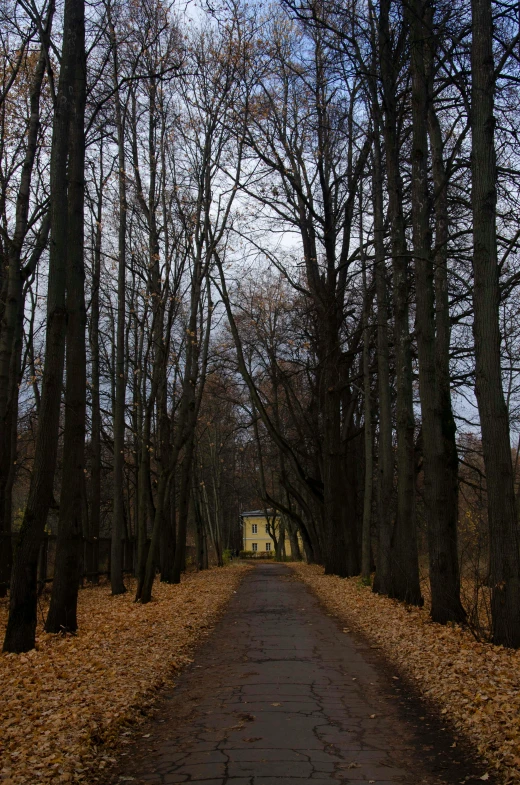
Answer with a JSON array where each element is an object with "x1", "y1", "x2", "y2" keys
[{"x1": 242, "y1": 515, "x2": 300, "y2": 556}]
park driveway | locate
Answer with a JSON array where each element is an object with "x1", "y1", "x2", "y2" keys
[{"x1": 113, "y1": 564, "x2": 488, "y2": 785}]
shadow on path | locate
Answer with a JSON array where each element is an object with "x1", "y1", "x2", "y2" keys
[{"x1": 111, "y1": 564, "x2": 492, "y2": 784}]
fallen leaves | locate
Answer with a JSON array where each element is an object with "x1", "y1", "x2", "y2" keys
[
  {"x1": 0, "y1": 565, "x2": 250, "y2": 784},
  {"x1": 291, "y1": 563, "x2": 520, "y2": 785}
]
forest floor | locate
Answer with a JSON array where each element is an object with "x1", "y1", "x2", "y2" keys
[
  {"x1": 0, "y1": 564, "x2": 250, "y2": 785},
  {"x1": 292, "y1": 563, "x2": 520, "y2": 784},
  {"x1": 1, "y1": 562, "x2": 518, "y2": 785}
]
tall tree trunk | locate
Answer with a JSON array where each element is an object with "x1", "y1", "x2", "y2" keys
[
  {"x1": 286, "y1": 516, "x2": 301, "y2": 561},
  {"x1": 408, "y1": 0, "x2": 465, "y2": 623},
  {"x1": 109, "y1": 3, "x2": 127, "y2": 595},
  {"x1": 275, "y1": 518, "x2": 285, "y2": 561},
  {"x1": 321, "y1": 331, "x2": 357, "y2": 577},
  {"x1": 139, "y1": 268, "x2": 168, "y2": 597},
  {"x1": 45, "y1": 0, "x2": 87, "y2": 634},
  {"x1": 371, "y1": 132, "x2": 393, "y2": 596},
  {"x1": 428, "y1": 74, "x2": 460, "y2": 617},
  {"x1": 3, "y1": 0, "x2": 76, "y2": 653},
  {"x1": 0, "y1": 5, "x2": 54, "y2": 598},
  {"x1": 379, "y1": 0, "x2": 422, "y2": 606},
  {"x1": 471, "y1": 0, "x2": 520, "y2": 647},
  {"x1": 139, "y1": 470, "x2": 169, "y2": 603},
  {"x1": 88, "y1": 147, "x2": 103, "y2": 585},
  {"x1": 131, "y1": 74, "x2": 170, "y2": 602},
  {"x1": 193, "y1": 481, "x2": 207, "y2": 570},
  {"x1": 281, "y1": 475, "x2": 320, "y2": 563},
  {"x1": 160, "y1": 480, "x2": 177, "y2": 581},
  {"x1": 172, "y1": 438, "x2": 195, "y2": 584},
  {"x1": 361, "y1": 209, "x2": 373, "y2": 584},
  {"x1": 135, "y1": 406, "x2": 152, "y2": 599}
]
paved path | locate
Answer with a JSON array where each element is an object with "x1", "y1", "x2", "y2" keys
[{"x1": 113, "y1": 565, "x2": 487, "y2": 785}]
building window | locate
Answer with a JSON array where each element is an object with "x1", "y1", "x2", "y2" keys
[
  {"x1": 265, "y1": 542, "x2": 271, "y2": 551},
  {"x1": 252, "y1": 543, "x2": 258, "y2": 552},
  {"x1": 265, "y1": 524, "x2": 269, "y2": 533},
  {"x1": 252, "y1": 523, "x2": 258, "y2": 533}
]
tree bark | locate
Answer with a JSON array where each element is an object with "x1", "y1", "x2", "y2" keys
[
  {"x1": 407, "y1": 0, "x2": 465, "y2": 623},
  {"x1": 193, "y1": 477, "x2": 208, "y2": 571},
  {"x1": 109, "y1": 2, "x2": 128, "y2": 595},
  {"x1": 45, "y1": 0, "x2": 87, "y2": 634},
  {"x1": 428, "y1": 84, "x2": 460, "y2": 609},
  {"x1": 172, "y1": 438, "x2": 195, "y2": 584},
  {"x1": 320, "y1": 325, "x2": 358, "y2": 577},
  {"x1": 371, "y1": 132, "x2": 393, "y2": 596},
  {"x1": 471, "y1": 0, "x2": 520, "y2": 647},
  {"x1": 88, "y1": 144, "x2": 103, "y2": 585},
  {"x1": 3, "y1": 0, "x2": 77, "y2": 653},
  {"x1": 361, "y1": 206, "x2": 373, "y2": 584},
  {"x1": 0, "y1": 4, "x2": 54, "y2": 598},
  {"x1": 135, "y1": 405, "x2": 152, "y2": 599},
  {"x1": 160, "y1": 479, "x2": 177, "y2": 581},
  {"x1": 379, "y1": 0, "x2": 422, "y2": 606}
]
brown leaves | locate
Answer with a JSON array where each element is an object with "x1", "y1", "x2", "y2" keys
[
  {"x1": 0, "y1": 566, "x2": 250, "y2": 784},
  {"x1": 291, "y1": 564, "x2": 520, "y2": 785}
]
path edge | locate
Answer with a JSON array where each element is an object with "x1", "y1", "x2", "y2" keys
[{"x1": 288, "y1": 562, "x2": 503, "y2": 785}]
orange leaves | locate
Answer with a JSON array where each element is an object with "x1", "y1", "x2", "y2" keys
[
  {"x1": 0, "y1": 566, "x2": 249, "y2": 784},
  {"x1": 291, "y1": 564, "x2": 520, "y2": 785}
]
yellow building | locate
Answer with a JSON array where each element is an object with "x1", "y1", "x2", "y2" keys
[{"x1": 240, "y1": 510, "x2": 301, "y2": 557}]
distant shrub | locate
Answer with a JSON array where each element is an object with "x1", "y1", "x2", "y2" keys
[
  {"x1": 223, "y1": 548, "x2": 232, "y2": 565},
  {"x1": 239, "y1": 550, "x2": 275, "y2": 559}
]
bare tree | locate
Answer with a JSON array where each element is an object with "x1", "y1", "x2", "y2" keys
[
  {"x1": 470, "y1": 0, "x2": 520, "y2": 647},
  {"x1": 4, "y1": 0, "x2": 85, "y2": 653}
]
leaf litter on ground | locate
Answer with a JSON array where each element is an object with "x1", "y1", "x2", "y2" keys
[
  {"x1": 291, "y1": 563, "x2": 520, "y2": 784},
  {"x1": 0, "y1": 565, "x2": 250, "y2": 784}
]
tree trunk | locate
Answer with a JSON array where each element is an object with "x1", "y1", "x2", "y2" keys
[
  {"x1": 0, "y1": 5, "x2": 54, "y2": 598},
  {"x1": 172, "y1": 439, "x2": 195, "y2": 584},
  {"x1": 371, "y1": 132, "x2": 393, "y2": 596},
  {"x1": 361, "y1": 211, "x2": 373, "y2": 585},
  {"x1": 139, "y1": 471, "x2": 169, "y2": 603},
  {"x1": 135, "y1": 408, "x2": 152, "y2": 600},
  {"x1": 45, "y1": 0, "x2": 87, "y2": 634},
  {"x1": 428, "y1": 79, "x2": 461, "y2": 618},
  {"x1": 193, "y1": 482, "x2": 208, "y2": 570},
  {"x1": 109, "y1": 3, "x2": 128, "y2": 595},
  {"x1": 408, "y1": 0, "x2": 465, "y2": 623},
  {"x1": 379, "y1": 0, "x2": 422, "y2": 606},
  {"x1": 471, "y1": 0, "x2": 520, "y2": 647},
  {"x1": 321, "y1": 329, "x2": 358, "y2": 577},
  {"x1": 161, "y1": 479, "x2": 177, "y2": 581},
  {"x1": 88, "y1": 145, "x2": 103, "y2": 585},
  {"x1": 286, "y1": 516, "x2": 301, "y2": 561},
  {"x1": 426, "y1": 28, "x2": 461, "y2": 610},
  {"x1": 2, "y1": 0, "x2": 75, "y2": 653}
]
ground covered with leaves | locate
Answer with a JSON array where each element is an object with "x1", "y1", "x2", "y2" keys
[
  {"x1": 292, "y1": 563, "x2": 520, "y2": 784},
  {"x1": 0, "y1": 565, "x2": 250, "y2": 785}
]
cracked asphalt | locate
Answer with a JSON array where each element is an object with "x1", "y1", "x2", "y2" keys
[{"x1": 112, "y1": 564, "x2": 488, "y2": 785}]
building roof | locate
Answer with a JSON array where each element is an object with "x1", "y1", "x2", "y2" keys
[{"x1": 240, "y1": 509, "x2": 278, "y2": 518}]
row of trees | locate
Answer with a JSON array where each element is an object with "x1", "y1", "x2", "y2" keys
[
  {"x1": 1, "y1": 0, "x2": 520, "y2": 653},
  {"x1": 0, "y1": 0, "x2": 254, "y2": 652},
  {"x1": 212, "y1": 0, "x2": 520, "y2": 646}
]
